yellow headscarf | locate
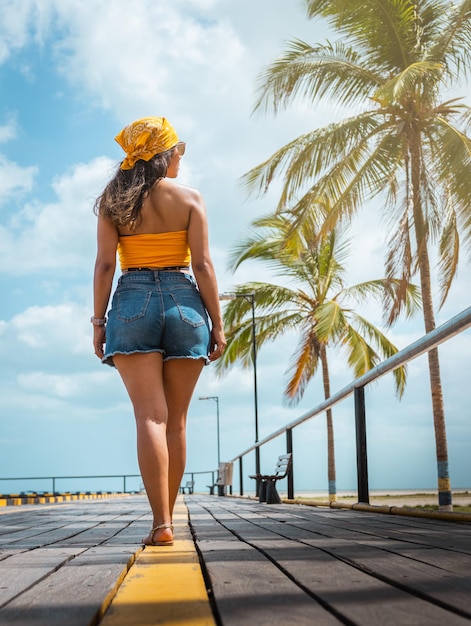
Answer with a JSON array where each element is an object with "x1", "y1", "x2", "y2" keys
[{"x1": 115, "y1": 117, "x2": 179, "y2": 170}]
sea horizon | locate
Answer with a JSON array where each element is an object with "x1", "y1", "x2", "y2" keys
[{"x1": 279, "y1": 487, "x2": 470, "y2": 497}]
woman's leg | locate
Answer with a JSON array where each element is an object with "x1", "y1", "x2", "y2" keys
[
  {"x1": 163, "y1": 358, "x2": 205, "y2": 517},
  {"x1": 113, "y1": 352, "x2": 205, "y2": 542},
  {"x1": 113, "y1": 352, "x2": 173, "y2": 544}
]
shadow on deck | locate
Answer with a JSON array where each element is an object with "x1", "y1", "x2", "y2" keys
[{"x1": 0, "y1": 494, "x2": 470, "y2": 625}]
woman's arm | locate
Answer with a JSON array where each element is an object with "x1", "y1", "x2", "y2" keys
[
  {"x1": 187, "y1": 192, "x2": 226, "y2": 362},
  {"x1": 92, "y1": 215, "x2": 118, "y2": 359}
]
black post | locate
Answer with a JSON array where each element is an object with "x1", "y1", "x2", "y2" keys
[
  {"x1": 239, "y1": 457, "x2": 244, "y2": 496},
  {"x1": 354, "y1": 386, "x2": 369, "y2": 504},
  {"x1": 250, "y1": 295, "x2": 260, "y2": 479},
  {"x1": 286, "y1": 428, "x2": 294, "y2": 500}
]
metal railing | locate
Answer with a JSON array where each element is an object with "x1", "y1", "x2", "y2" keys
[
  {"x1": 2, "y1": 308, "x2": 469, "y2": 500},
  {"x1": 0, "y1": 470, "x2": 218, "y2": 496},
  {"x1": 228, "y1": 306, "x2": 471, "y2": 503},
  {"x1": 0, "y1": 474, "x2": 142, "y2": 494}
]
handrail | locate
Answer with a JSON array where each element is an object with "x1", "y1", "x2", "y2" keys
[
  {"x1": 231, "y1": 306, "x2": 471, "y2": 461},
  {"x1": 3, "y1": 307, "x2": 469, "y2": 499},
  {"x1": 229, "y1": 306, "x2": 471, "y2": 501},
  {"x1": 0, "y1": 470, "x2": 216, "y2": 494},
  {"x1": 0, "y1": 474, "x2": 142, "y2": 494}
]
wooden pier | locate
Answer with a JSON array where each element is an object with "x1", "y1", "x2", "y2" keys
[{"x1": 0, "y1": 494, "x2": 470, "y2": 625}]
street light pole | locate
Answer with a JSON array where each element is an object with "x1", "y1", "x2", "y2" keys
[
  {"x1": 198, "y1": 396, "x2": 220, "y2": 466},
  {"x1": 219, "y1": 293, "x2": 260, "y2": 478}
]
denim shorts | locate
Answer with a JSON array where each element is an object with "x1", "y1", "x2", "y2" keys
[{"x1": 102, "y1": 271, "x2": 211, "y2": 367}]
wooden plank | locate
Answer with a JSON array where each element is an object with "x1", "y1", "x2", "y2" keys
[
  {"x1": 245, "y1": 535, "x2": 471, "y2": 626},
  {"x1": 0, "y1": 547, "x2": 87, "y2": 607},
  {"x1": 307, "y1": 538, "x2": 471, "y2": 615},
  {"x1": 1, "y1": 493, "x2": 470, "y2": 626},
  {"x1": 104, "y1": 520, "x2": 151, "y2": 546},
  {"x1": 100, "y1": 500, "x2": 216, "y2": 626},
  {"x1": 0, "y1": 545, "x2": 137, "y2": 625},
  {"x1": 298, "y1": 516, "x2": 471, "y2": 575},
  {"x1": 0, "y1": 497, "x2": 151, "y2": 624},
  {"x1": 187, "y1": 501, "x2": 342, "y2": 626},
  {"x1": 292, "y1": 507, "x2": 471, "y2": 553},
  {"x1": 190, "y1": 497, "x2": 471, "y2": 625},
  {"x1": 0, "y1": 501, "x2": 151, "y2": 550},
  {"x1": 273, "y1": 506, "x2": 471, "y2": 575}
]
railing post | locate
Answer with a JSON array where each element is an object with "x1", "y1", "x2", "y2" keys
[
  {"x1": 254, "y1": 447, "x2": 261, "y2": 497},
  {"x1": 53, "y1": 477, "x2": 56, "y2": 494},
  {"x1": 123, "y1": 476, "x2": 127, "y2": 493},
  {"x1": 354, "y1": 386, "x2": 369, "y2": 504},
  {"x1": 239, "y1": 457, "x2": 244, "y2": 496},
  {"x1": 286, "y1": 428, "x2": 294, "y2": 500}
]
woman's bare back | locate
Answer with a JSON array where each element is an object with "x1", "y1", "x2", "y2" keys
[{"x1": 118, "y1": 179, "x2": 200, "y2": 236}]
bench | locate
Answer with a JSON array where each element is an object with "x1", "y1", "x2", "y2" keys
[
  {"x1": 180, "y1": 480, "x2": 194, "y2": 494},
  {"x1": 207, "y1": 462, "x2": 233, "y2": 496},
  {"x1": 249, "y1": 453, "x2": 292, "y2": 504}
]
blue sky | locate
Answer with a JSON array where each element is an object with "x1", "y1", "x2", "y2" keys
[{"x1": 0, "y1": 0, "x2": 470, "y2": 496}]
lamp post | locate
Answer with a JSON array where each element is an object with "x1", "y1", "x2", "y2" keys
[
  {"x1": 219, "y1": 292, "x2": 260, "y2": 478},
  {"x1": 198, "y1": 396, "x2": 220, "y2": 467}
]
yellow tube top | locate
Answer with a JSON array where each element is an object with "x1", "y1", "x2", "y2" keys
[{"x1": 118, "y1": 230, "x2": 191, "y2": 270}]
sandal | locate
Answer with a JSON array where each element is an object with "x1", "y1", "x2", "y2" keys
[{"x1": 142, "y1": 523, "x2": 174, "y2": 546}]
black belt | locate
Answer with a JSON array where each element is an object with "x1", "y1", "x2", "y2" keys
[{"x1": 125, "y1": 266, "x2": 189, "y2": 272}]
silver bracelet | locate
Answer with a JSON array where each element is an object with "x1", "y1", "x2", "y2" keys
[{"x1": 90, "y1": 316, "x2": 107, "y2": 326}]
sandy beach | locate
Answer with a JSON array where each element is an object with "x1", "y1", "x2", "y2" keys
[{"x1": 288, "y1": 490, "x2": 471, "y2": 508}]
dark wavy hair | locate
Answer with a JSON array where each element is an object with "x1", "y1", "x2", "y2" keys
[{"x1": 94, "y1": 148, "x2": 174, "y2": 229}]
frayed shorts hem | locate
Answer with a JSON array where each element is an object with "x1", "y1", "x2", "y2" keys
[{"x1": 102, "y1": 349, "x2": 209, "y2": 368}]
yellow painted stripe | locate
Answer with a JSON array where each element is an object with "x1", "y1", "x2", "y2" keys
[
  {"x1": 0, "y1": 493, "x2": 130, "y2": 506},
  {"x1": 100, "y1": 498, "x2": 216, "y2": 626}
]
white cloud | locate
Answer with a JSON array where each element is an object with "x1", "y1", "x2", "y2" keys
[
  {"x1": 0, "y1": 116, "x2": 17, "y2": 143},
  {"x1": 0, "y1": 154, "x2": 37, "y2": 206},
  {"x1": 50, "y1": 0, "x2": 246, "y2": 121},
  {"x1": 0, "y1": 0, "x2": 57, "y2": 63},
  {"x1": 0, "y1": 0, "x2": 34, "y2": 63},
  {"x1": 0, "y1": 156, "x2": 114, "y2": 274},
  {"x1": 17, "y1": 370, "x2": 114, "y2": 398},
  {"x1": 6, "y1": 302, "x2": 91, "y2": 356}
]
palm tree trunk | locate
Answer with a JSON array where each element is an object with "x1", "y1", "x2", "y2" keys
[
  {"x1": 409, "y1": 130, "x2": 452, "y2": 511},
  {"x1": 320, "y1": 344, "x2": 336, "y2": 502}
]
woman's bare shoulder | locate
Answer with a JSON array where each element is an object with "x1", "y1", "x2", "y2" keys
[{"x1": 165, "y1": 180, "x2": 203, "y2": 204}]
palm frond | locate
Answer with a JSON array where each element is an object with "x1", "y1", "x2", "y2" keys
[
  {"x1": 240, "y1": 111, "x2": 384, "y2": 208},
  {"x1": 345, "y1": 314, "x2": 407, "y2": 396},
  {"x1": 428, "y1": 0, "x2": 471, "y2": 80},
  {"x1": 438, "y1": 208, "x2": 460, "y2": 308},
  {"x1": 373, "y1": 61, "x2": 444, "y2": 107},
  {"x1": 385, "y1": 208, "x2": 416, "y2": 323},
  {"x1": 284, "y1": 330, "x2": 321, "y2": 404},
  {"x1": 427, "y1": 115, "x2": 471, "y2": 208},
  {"x1": 287, "y1": 125, "x2": 405, "y2": 234},
  {"x1": 216, "y1": 306, "x2": 305, "y2": 375},
  {"x1": 222, "y1": 219, "x2": 409, "y2": 404},
  {"x1": 341, "y1": 324, "x2": 380, "y2": 377},
  {"x1": 313, "y1": 301, "x2": 347, "y2": 343},
  {"x1": 305, "y1": 0, "x2": 421, "y2": 71},
  {"x1": 254, "y1": 39, "x2": 382, "y2": 115}
]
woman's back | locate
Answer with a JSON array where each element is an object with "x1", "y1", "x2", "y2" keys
[{"x1": 118, "y1": 179, "x2": 197, "y2": 237}]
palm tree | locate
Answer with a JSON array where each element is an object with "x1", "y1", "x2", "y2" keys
[
  {"x1": 218, "y1": 215, "x2": 420, "y2": 502},
  {"x1": 242, "y1": 0, "x2": 471, "y2": 510}
]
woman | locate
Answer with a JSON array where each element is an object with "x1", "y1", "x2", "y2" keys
[{"x1": 92, "y1": 117, "x2": 226, "y2": 546}]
